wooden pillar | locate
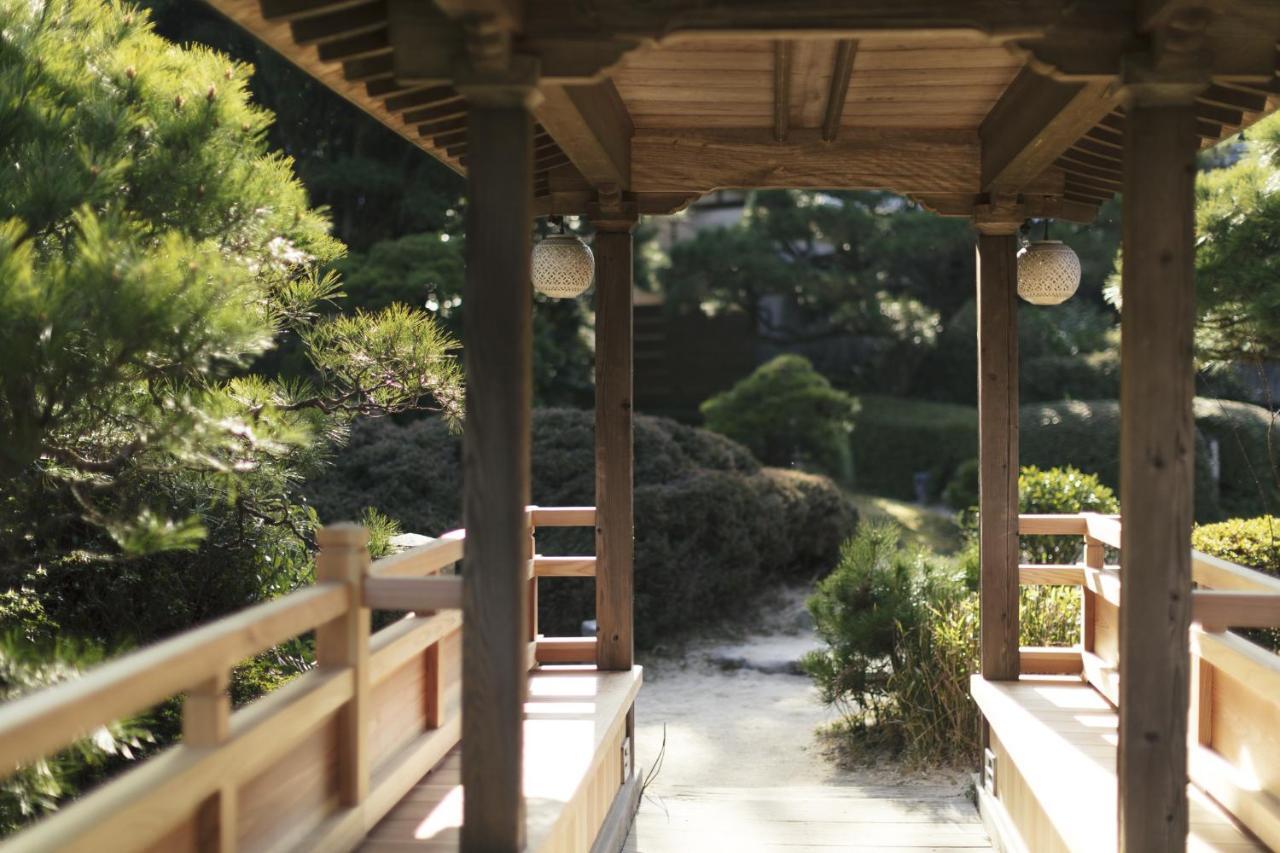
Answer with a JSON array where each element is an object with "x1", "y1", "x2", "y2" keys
[
  {"x1": 592, "y1": 216, "x2": 636, "y2": 672},
  {"x1": 1117, "y1": 96, "x2": 1200, "y2": 853},
  {"x1": 975, "y1": 220, "x2": 1021, "y2": 681},
  {"x1": 458, "y1": 77, "x2": 536, "y2": 853},
  {"x1": 184, "y1": 670, "x2": 234, "y2": 853}
]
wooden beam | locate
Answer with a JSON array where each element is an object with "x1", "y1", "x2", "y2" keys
[
  {"x1": 316, "y1": 30, "x2": 390, "y2": 63},
  {"x1": 261, "y1": 0, "x2": 373, "y2": 22},
  {"x1": 290, "y1": 1, "x2": 386, "y2": 46},
  {"x1": 821, "y1": 40, "x2": 857, "y2": 142},
  {"x1": 1118, "y1": 97, "x2": 1199, "y2": 853},
  {"x1": 631, "y1": 127, "x2": 979, "y2": 194},
  {"x1": 975, "y1": 224, "x2": 1020, "y2": 682},
  {"x1": 593, "y1": 219, "x2": 636, "y2": 672},
  {"x1": 981, "y1": 68, "x2": 1120, "y2": 194},
  {"x1": 534, "y1": 80, "x2": 633, "y2": 189},
  {"x1": 774, "y1": 40, "x2": 793, "y2": 143},
  {"x1": 460, "y1": 95, "x2": 534, "y2": 852}
]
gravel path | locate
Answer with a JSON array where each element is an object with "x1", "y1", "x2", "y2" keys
[{"x1": 622, "y1": 588, "x2": 988, "y2": 852}]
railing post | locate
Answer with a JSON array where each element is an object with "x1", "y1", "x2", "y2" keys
[
  {"x1": 315, "y1": 523, "x2": 372, "y2": 808},
  {"x1": 184, "y1": 670, "x2": 234, "y2": 852},
  {"x1": 975, "y1": 207, "x2": 1022, "y2": 682},
  {"x1": 591, "y1": 201, "x2": 637, "y2": 672},
  {"x1": 1116, "y1": 38, "x2": 1205, "y2": 850},
  {"x1": 1083, "y1": 534, "x2": 1103, "y2": 655}
]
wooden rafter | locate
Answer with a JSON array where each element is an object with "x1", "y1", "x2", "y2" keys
[
  {"x1": 980, "y1": 68, "x2": 1118, "y2": 194},
  {"x1": 290, "y1": 1, "x2": 386, "y2": 46},
  {"x1": 773, "y1": 40, "x2": 793, "y2": 143},
  {"x1": 821, "y1": 40, "x2": 857, "y2": 142},
  {"x1": 533, "y1": 81, "x2": 633, "y2": 189}
]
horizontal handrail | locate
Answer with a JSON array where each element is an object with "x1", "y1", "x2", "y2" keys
[
  {"x1": 528, "y1": 506, "x2": 596, "y2": 527},
  {"x1": 1193, "y1": 550, "x2": 1280, "y2": 594},
  {"x1": 533, "y1": 556, "x2": 596, "y2": 577},
  {"x1": 1193, "y1": 590, "x2": 1280, "y2": 630},
  {"x1": 0, "y1": 582, "x2": 349, "y2": 775},
  {"x1": 364, "y1": 576, "x2": 464, "y2": 612},
  {"x1": 370, "y1": 529, "x2": 465, "y2": 578}
]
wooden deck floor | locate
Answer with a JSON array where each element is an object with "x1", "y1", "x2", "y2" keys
[{"x1": 623, "y1": 782, "x2": 991, "y2": 851}]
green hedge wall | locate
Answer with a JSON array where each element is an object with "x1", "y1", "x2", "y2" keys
[
  {"x1": 305, "y1": 408, "x2": 856, "y2": 648},
  {"x1": 856, "y1": 396, "x2": 1276, "y2": 522},
  {"x1": 852, "y1": 395, "x2": 977, "y2": 501}
]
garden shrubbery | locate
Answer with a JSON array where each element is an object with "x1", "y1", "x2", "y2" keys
[
  {"x1": 701, "y1": 355, "x2": 859, "y2": 483},
  {"x1": 806, "y1": 465, "x2": 1116, "y2": 766},
  {"x1": 852, "y1": 395, "x2": 977, "y2": 500},
  {"x1": 859, "y1": 396, "x2": 1275, "y2": 522},
  {"x1": 306, "y1": 408, "x2": 856, "y2": 647}
]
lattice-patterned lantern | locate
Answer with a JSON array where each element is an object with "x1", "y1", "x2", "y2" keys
[
  {"x1": 532, "y1": 222, "x2": 595, "y2": 298},
  {"x1": 1016, "y1": 223, "x2": 1080, "y2": 305}
]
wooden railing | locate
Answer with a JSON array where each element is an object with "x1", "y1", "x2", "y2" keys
[
  {"x1": 1017, "y1": 512, "x2": 1280, "y2": 848},
  {"x1": 0, "y1": 505, "x2": 598, "y2": 852}
]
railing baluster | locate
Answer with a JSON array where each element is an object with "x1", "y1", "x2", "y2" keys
[{"x1": 185, "y1": 670, "x2": 235, "y2": 852}]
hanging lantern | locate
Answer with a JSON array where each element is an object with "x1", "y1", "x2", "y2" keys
[
  {"x1": 1016, "y1": 221, "x2": 1080, "y2": 305},
  {"x1": 532, "y1": 219, "x2": 595, "y2": 299}
]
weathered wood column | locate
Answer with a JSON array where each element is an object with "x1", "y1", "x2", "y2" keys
[
  {"x1": 591, "y1": 202, "x2": 637, "y2": 672},
  {"x1": 1116, "y1": 54, "x2": 1204, "y2": 853},
  {"x1": 974, "y1": 207, "x2": 1022, "y2": 682},
  {"x1": 457, "y1": 56, "x2": 539, "y2": 853}
]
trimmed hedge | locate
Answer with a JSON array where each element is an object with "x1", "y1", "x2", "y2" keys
[
  {"x1": 856, "y1": 396, "x2": 1275, "y2": 522},
  {"x1": 1193, "y1": 398, "x2": 1280, "y2": 518},
  {"x1": 305, "y1": 409, "x2": 855, "y2": 647},
  {"x1": 852, "y1": 395, "x2": 977, "y2": 501},
  {"x1": 1020, "y1": 400, "x2": 1221, "y2": 522}
]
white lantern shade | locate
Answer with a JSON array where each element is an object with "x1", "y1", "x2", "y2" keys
[
  {"x1": 1016, "y1": 240, "x2": 1081, "y2": 305},
  {"x1": 532, "y1": 233, "x2": 595, "y2": 298}
]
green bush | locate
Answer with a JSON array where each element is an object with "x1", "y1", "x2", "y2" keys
[
  {"x1": 1019, "y1": 466, "x2": 1119, "y2": 564},
  {"x1": 802, "y1": 522, "x2": 980, "y2": 765},
  {"x1": 702, "y1": 355, "x2": 858, "y2": 483},
  {"x1": 852, "y1": 395, "x2": 977, "y2": 500},
  {"x1": 942, "y1": 459, "x2": 980, "y2": 512},
  {"x1": 306, "y1": 409, "x2": 856, "y2": 647},
  {"x1": 806, "y1": 521, "x2": 1080, "y2": 767}
]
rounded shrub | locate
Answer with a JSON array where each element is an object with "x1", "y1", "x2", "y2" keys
[
  {"x1": 701, "y1": 354, "x2": 858, "y2": 483},
  {"x1": 1193, "y1": 398, "x2": 1279, "y2": 518},
  {"x1": 305, "y1": 409, "x2": 856, "y2": 648}
]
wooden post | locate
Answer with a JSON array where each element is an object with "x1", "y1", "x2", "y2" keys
[
  {"x1": 184, "y1": 670, "x2": 234, "y2": 853},
  {"x1": 1083, "y1": 534, "x2": 1103, "y2": 654},
  {"x1": 457, "y1": 65, "x2": 537, "y2": 852},
  {"x1": 975, "y1": 218, "x2": 1021, "y2": 682},
  {"x1": 592, "y1": 215, "x2": 636, "y2": 672},
  {"x1": 1117, "y1": 94, "x2": 1200, "y2": 853},
  {"x1": 315, "y1": 523, "x2": 372, "y2": 808}
]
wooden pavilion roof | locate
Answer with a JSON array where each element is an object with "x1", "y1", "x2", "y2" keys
[{"x1": 207, "y1": 0, "x2": 1280, "y2": 223}]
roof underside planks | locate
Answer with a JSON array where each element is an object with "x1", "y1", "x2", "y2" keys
[{"x1": 203, "y1": 0, "x2": 1280, "y2": 223}]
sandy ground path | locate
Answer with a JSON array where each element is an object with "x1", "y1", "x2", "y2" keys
[{"x1": 621, "y1": 589, "x2": 990, "y2": 853}]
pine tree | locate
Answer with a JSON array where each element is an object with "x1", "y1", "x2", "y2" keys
[{"x1": 0, "y1": 1, "x2": 461, "y2": 575}]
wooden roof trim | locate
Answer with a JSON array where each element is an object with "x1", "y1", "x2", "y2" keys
[{"x1": 205, "y1": 0, "x2": 465, "y2": 175}]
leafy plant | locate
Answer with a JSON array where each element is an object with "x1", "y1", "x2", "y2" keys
[{"x1": 702, "y1": 355, "x2": 859, "y2": 483}]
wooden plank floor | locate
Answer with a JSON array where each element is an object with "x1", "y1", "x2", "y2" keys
[
  {"x1": 972, "y1": 675, "x2": 1265, "y2": 852},
  {"x1": 361, "y1": 666, "x2": 642, "y2": 852},
  {"x1": 623, "y1": 783, "x2": 992, "y2": 852}
]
